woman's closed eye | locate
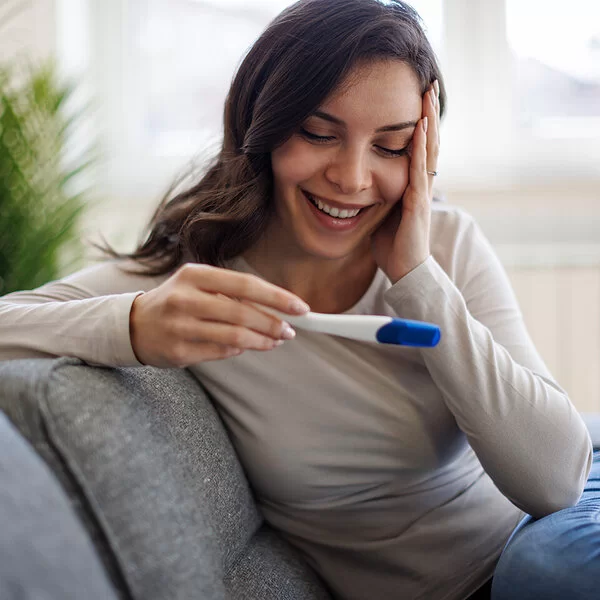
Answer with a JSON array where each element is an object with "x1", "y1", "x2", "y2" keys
[
  {"x1": 299, "y1": 127, "x2": 410, "y2": 158},
  {"x1": 299, "y1": 127, "x2": 336, "y2": 143},
  {"x1": 375, "y1": 144, "x2": 411, "y2": 158}
]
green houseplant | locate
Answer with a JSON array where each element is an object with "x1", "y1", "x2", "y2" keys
[{"x1": 0, "y1": 61, "x2": 93, "y2": 295}]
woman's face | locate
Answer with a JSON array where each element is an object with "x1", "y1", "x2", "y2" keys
[{"x1": 270, "y1": 59, "x2": 423, "y2": 262}]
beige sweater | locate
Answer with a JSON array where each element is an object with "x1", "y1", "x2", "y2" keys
[{"x1": 0, "y1": 203, "x2": 593, "y2": 600}]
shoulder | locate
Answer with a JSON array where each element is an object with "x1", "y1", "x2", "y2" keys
[
  {"x1": 430, "y1": 201, "x2": 479, "y2": 254},
  {"x1": 430, "y1": 201, "x2": 477, "y2": 243},
  {"x1": 429, "y1": 202, "x2": 493, "y2": 283},
  {"x1": 59, "y1": 259, "x2": 171, "y2": 296}
]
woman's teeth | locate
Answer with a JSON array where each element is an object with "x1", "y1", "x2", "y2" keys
[{"x1": 306, "y1": 193, "x2": 361, "y2": 219}]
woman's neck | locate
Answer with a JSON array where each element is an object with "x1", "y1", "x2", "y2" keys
[{"x1": 242, "y1": 237, "x2": 378, "y2": 314}]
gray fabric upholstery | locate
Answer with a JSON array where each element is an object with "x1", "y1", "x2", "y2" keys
[
  {"x1": 0, "y1": 359, "x2": 132, "y2": 598},
  {"x1": 0, "y1": 412, "x2": 117, "y2": 600},
  {"x1": 225, "y1": 527, "x2": 331, "y2": 599},
  {"x1": 0, "y1": 357, "x2": 332, "y2": 600}
]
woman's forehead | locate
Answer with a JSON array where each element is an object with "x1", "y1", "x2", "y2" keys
[{"x1": 317, "y1": 60, "x2": 422, "y2": 128}]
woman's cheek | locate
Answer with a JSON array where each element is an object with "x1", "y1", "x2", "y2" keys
[
  {"x1": 272, "y1": 138, "x2": 322, "y2": 184},
  {"x1": 377, "y1": 161, "x2": 410, "y2": 205}
]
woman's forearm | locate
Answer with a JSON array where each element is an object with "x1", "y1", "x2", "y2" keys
[
  {"x1": 0, "y1": 293, "x2": 144, "y2": 366},
  {"x1": 384, "y1": 255, "x2": 593, "y2": 518}
]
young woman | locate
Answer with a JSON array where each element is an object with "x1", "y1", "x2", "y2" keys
[{"x1": 1, "y1": 1, "x2": 598, "y2": 598}]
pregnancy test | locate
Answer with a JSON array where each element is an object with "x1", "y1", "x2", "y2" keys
[{"x1": 254, "y1": 305, "x2": 441, "y2": 347}]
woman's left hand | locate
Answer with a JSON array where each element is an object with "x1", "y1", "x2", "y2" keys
[{"x1": 371, "y1": 80, "x2": 440, "y2": 284}]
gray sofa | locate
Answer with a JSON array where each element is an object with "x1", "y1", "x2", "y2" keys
[
  {"x1": 0, "y1": 357, "x2": 332, "y2": 600},
  {"x1": 1, "y1": 358, "x2": 599, "y2": 600}
]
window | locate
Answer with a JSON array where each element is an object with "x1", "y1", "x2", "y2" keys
[
  {"x1": 506, "y1": 0, "x2": 600, "y2": 138},
  {"x1": 56, "y1": 0, "x2": 600, "y2": 198},
  {"x1": 127, "y1": 0, "x2": 442, "y2": 161},
  {"x1": 130, "y1": 0, "x2": 295, "y2": 157}
]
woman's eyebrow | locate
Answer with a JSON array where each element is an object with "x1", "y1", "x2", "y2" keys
[{"x1": 312, "y1": 110, "x2": 418, "y2": 133}]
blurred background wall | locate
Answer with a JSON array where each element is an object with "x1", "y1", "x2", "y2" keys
[
  {"x1": 0, "y1": 0, "x2": 55, "y2": 61},
  {"x1": 2, "y1": 0, "x2": 600, "y2": 411}
]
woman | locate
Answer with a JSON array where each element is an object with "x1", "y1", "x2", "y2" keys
[{"x1": 1, "y1": 1, "x2": 598, "y2": 598}]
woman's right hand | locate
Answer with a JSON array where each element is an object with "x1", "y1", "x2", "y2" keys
[{"x1": 129, "y1": 263, "x2": 310, "y2": 368}]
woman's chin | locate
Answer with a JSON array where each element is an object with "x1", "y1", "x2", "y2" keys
[{"x1": 297, "y1": 233, "x2": 371, "y2": 263}]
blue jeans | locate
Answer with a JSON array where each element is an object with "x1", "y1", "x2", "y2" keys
[{"x1": 491, "y1": 451, "x2": 600, "y2": 599}]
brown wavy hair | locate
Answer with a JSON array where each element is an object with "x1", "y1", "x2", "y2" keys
[{"x1": 98, "y1": 0, "x2": 446, "y2": 276}]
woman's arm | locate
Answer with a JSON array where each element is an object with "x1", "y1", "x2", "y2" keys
[
  {"x1": 0, "y1": 261, "x2": 163, "y2": 365},
  {"x1": 383, "y1": 207, "x2": 593, "y2": 518},
  {"x1": 1, "y1": 259, "x2": 310, "y2": 368}
]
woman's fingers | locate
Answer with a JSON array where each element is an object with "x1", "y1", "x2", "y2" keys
[
  {"x1": 407, "y1": 81, "x2": 442, "y2": 209},
  {"x1": 176, "y1": 263, "x2": 309, "y2": 315},
  {"x1": 175, "y1": 316, "x2": 286, "y2": 352},
  {"x1": 175, "y1": 289, "x2": 296, "y2": 341},
  {"x1": 217, "y1": 292, "x2": 297, "y2": 340},
  {"x1": 425, "y1": 82, "x2": 440, "y2": 193},
  {"x1": 406, "y1": 115, "x2": 429, "y2": 214}
]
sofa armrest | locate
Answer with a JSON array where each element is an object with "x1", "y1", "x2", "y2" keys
[{"x1": 0, "y1": 412, "x2": 118, "y2": 600}]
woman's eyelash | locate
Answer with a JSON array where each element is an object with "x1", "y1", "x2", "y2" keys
[
  {"x1": 376, "y1": 145, "x2": 410, "y2": 157},
  {"x1": 299, "y1": 127, "x2": 335, "y2": 142},
  {"x1": 299, "y1": 127, "x2": 409, "y2": 157}
]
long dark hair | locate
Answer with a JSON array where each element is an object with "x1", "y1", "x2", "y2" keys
[{"x1": 98, "y1": 0, "x2": 446, "y2": 276}]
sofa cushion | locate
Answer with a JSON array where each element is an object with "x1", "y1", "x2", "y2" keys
[
  {"x1": 0, "y1": 357, "x2": 332, "y2": 600},
  {"x1": 0, "y1": 358, "x2": 243, "y2": 599},
  {"x1": 225, "y1": 526, "x2": 332, "y2": 599},
  {"x1": 0, "y1": 412, "x2": 118, "y2": 600}
]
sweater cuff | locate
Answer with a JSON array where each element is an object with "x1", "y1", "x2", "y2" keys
[
  {"x1": 383, "y1": 255, "x2": 458, "y2": 321},
  {"x1": 108, "y1": 292, "x2": 146, "y2": 367}
]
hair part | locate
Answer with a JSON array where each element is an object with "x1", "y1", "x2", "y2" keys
[{"x1": 96, "y1": 0, "x2": 446, "y2": 276}]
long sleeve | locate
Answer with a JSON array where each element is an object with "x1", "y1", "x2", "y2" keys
[
  {"x1": 0, "y1": 261, "x2": 166, "y2": 366},
  {"x1": 383, "y1": 207, "x2": 593, "y2": 518}
]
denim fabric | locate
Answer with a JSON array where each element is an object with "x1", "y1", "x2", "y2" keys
[{"x1": 492, "y1": 451, "x2": 600, "y2": 600}]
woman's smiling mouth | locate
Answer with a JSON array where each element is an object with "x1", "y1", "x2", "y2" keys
[{"x1": 300, "y1": 189, "x2": 375, "y2": 231}]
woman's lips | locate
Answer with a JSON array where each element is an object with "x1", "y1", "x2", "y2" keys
[{"x1": 301, "y1": 189, "x2": 372, "y2": 231}]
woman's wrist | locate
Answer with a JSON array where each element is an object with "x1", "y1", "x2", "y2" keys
[{"x1": 386, "y1": 254, "x2": 431, "y2": 285}]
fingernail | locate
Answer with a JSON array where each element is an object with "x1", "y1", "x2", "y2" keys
[
  {"x1": 430, "y1": 88, "x2": 436, "y2": 105},
  {"x1": 434, "y1": 79, "x2": 440, "y2": 97},
  {"x1": 291, "y1": 299, "x2": 310, "y2": 313},
  {"x1": 281, "y1": 323, "x2": 296, "y2": 340},
  {"x1": 422, "y1": 116, "x2": 428, "y2": 133},
  {"x1": 273, "y1": 340, "x2": 285, "y2": 347}
]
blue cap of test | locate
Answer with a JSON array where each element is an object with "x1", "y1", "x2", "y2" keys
[{"x1": 376, "y1": 318, "x2": 441, "y2": 347}]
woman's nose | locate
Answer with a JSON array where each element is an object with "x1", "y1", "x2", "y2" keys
[{"x1": 324, "y1": 146, "x2": 372, "y2": 195}]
